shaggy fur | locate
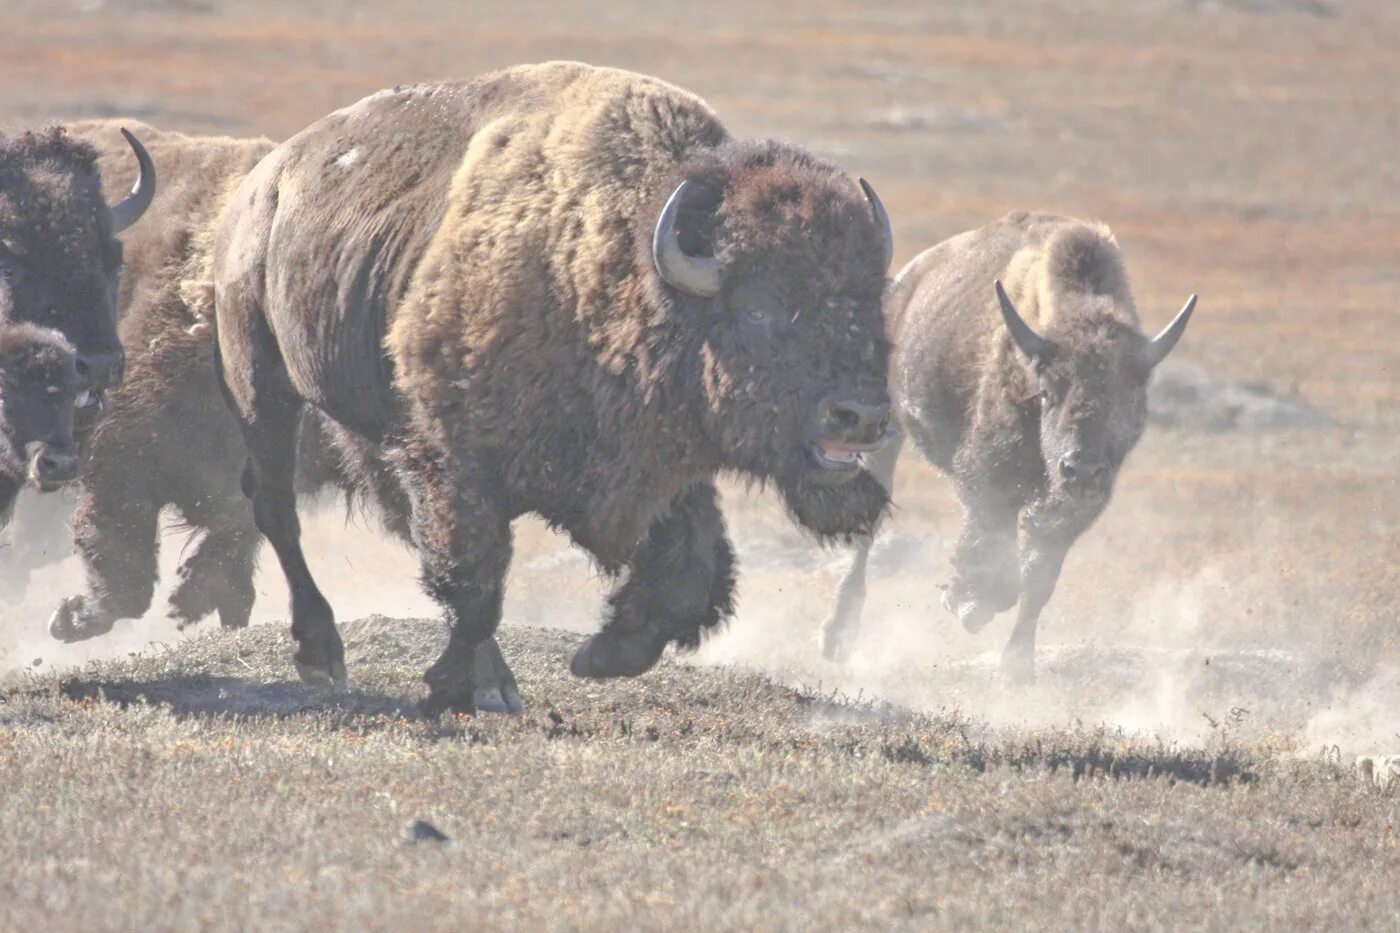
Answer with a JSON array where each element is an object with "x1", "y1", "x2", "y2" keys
[
  {"x1": 214, "y1": 62, "x2": 894, "y2": 713},
  {"x1": 0, "y1": 127, "x2": 126, "y2": 386},
  {"x1": 823, "y1": 212, "x2": 1194, "y2": 681},
  {"x1": 40, "y1": 120, "x2": 410, "y2": 642},
  {"x1": 0, "y1": 323, "x2": 78, "y2": 524}
]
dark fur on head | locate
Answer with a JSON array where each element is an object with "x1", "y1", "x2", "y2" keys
[
  {"x1": 654, "y1": 139, "x2": 892, "y2": 536},
  {"x1": 0, "y1": 323, "x2": 76, "y2": 517},
  {"x1": 0, "y1": 125, "x2": 123, "y2": 370}
]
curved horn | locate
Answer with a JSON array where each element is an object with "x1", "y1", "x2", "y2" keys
[
  {"x1": 652, "y1": 180, "x2": 721, "y2": 297},
  {"x1": 108, "y1": 127, "x2": 156, "y2": 234},
  {"x1": 1143, "y1": 294, "x2": 1197, "y2": 369},
  {"x1": 995, "y1": 280, "x2": 1048, "y2": 360},
  {"x1": 859, "y1": 177, "x2": 893, "y2": 273}
]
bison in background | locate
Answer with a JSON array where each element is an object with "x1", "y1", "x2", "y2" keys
[
  {"x1": 0, "y1": 324, "x2": 79, "y2": 524},
  {"x1": 0, "y1": 125, "x2": 153, "y2": 413},
  {"x1": 214, "y1": 62, "x2": 896, "y2": 715},
  {"x1": 32, "y1": 120, "x2": 412, "y2": 643},
  {"x1": 821, "y1": 211, "x2": 1196, "y2": 682}
]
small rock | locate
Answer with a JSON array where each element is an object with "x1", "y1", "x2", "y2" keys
[{"x1": 408, "y1": 819, "x2": 450, "y2": 843}]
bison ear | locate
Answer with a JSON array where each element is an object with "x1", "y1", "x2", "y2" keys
[
  {"x1": 994, "y1": 280, "x2": 1049, "y2": 360},
  {"x1": 652, "y1": 180, "x2": 722, "y2": 298},
  {"x1": 1142, "y1": 294, "x2": 1197, "y2": 369}
]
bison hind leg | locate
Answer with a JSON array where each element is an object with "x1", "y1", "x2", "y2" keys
[
  {"x1": 168, "y1": 521, "x2": 260, "y2": 631},
  {"x1": 240, "y1": 400, "x2": 345, "y2": 688},
  {"x1": 572, "y1": 483, "x2": 734, "y2": 679}
]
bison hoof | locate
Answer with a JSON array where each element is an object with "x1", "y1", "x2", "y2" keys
[
  {"x1": 943, "y1": 589, "x2": 996, "y2": 633},
  {"x1": 570, "y1": 629, "x2": 668, "y2": 679},
  {"x1": 999, "y1": 645, "x2": 1036, "y2": 685},
  {"x1": 818, "y1": 620, "x2": 857, "y2": 664},
  {"x1": 48, "y1": 596, "x2": 116, "y2": 643},
  {"x1": 474, "y1": 687, "x2": 524, "y2": 715},
  {"x1": 293, "y1": 638, "x2": 347, "y2": 689},
  {"x1": 420, "y1": 682, "x2": 475, "y2": 718},
  {"x1": 472, "y1": 638, "x2": 524, "y2": 714}
]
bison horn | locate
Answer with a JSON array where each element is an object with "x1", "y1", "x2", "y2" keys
[
  {"x1": 1143, "y1": 294, "x2": 1198, "y2": 369},
  {"x1": 859, "y1": 178, "x2": 893, "y2": 273},
  {"x1": 995, "y1": 280, "x2": 1048, "y2": 360},
  {"x1": 652, "y1": 180, "x2": 722, "y2": 297},
  {"x1": 108, "y1": 127, "x2": 156, "y2": 234}
]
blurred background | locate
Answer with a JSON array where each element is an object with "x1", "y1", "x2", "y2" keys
[{"x1": 0, "y1": 0, "x2": 1396, "y2": 749}]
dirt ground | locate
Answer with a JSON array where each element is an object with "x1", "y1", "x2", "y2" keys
[{"x1": 1, "y1": 0, "x2": 1398, "y2": 928}]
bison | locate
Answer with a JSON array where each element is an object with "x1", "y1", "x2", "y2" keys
[
  {"x1": 39, "y1": 120, "x2": 274, "y2": 638},
  {"x1": 821, "y1": 211, "x2": 1196, "y2": 682},
  {"x1": 30, "y1": 120, "x2": 411, "y2": 643},
  {"x1": 0, "y1": 125, "x2": 154, "y2": 413},
  {"x1": 213, "y1": 62, "x2": 897, "y2": 715},
  {"x1": 0, "y1": 324, "x2": 80, "y2": 523}
]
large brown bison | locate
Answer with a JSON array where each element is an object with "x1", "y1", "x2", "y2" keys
[
  {"x1": 821, "y1": 212, "x2": 1196, "y2": 682},
  {"x1": 0, "y1": 324, "x2": 80, "y2": 522},
  {"x1": 0, "y1": 125, "x2": 154, "y2": 410},
  {"x1": 29, "y1": 120, "x2": 409, "y2": 642},
  {"x1": 214, "y1": 62, "x2": 897, "y2": 715}
]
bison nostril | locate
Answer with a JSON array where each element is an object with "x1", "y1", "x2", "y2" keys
[
  {"x1": 828, "y1": 405, "x2": 860, "y2": 434},
  {"x1": 38, "y1": 453, "x2": 76, "y2": 479},
  {"x1": 1060, "y1": 458, "x2": 1077, "y2": 481}
]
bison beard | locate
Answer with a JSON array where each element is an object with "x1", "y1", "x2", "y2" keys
[
  {"x1": 213, "y1": 63, "x2": 894, "y2": 716},
  {"x1": 780, "y1": 470, "x2": 889, "y2": 544}
]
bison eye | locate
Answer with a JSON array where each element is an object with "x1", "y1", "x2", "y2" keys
[
  {"x1": 743, "y1": 309, "x2": 769, "y2": 325},
  {"x1": 1040, "y1": 389, "x2": 1057, "y2": 407}
]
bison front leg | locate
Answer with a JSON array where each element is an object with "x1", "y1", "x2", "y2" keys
[
  {"x1": 404, "y1": 440, "x2": 518, "y2": 717},
  {"x1": 820, "y1": 432, "x2": 903, "y2": 663},
  {"x1": 571, "y1": 482, "x2": 735, "y2": 679},
  {"x1": 50, "y1": 473, "x2": 162, "y2": 643},
  {"x1": 1000, "y1": 502, "x2": 1101, "y2": 684},
  {"x1": 945, "y1": 489, "x2": 1020, "y2": 634},
  {"x1": 168, "y1": 517, "x2": 260, "y2": 631},
  {"x1": 999, "y1": 546, "x2": 1067, "y2": 684}
]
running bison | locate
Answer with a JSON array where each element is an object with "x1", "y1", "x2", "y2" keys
[
  {"x1": 0, "y1": 324, "x2": 80, "y2": 523},
  {"x1": 214, "y1": 62, "x2": 896, "y2": 715},
  {"x1": 0, "y1": 125, "x2": 153, "y2": 414},
  {"x1": 42, "y1": 120, "x2": 275, "y2": 638},
  {"x1": 821, "y1": 212, "x2": 1197, "y2": 682},
  {"x1": 35, "y1": 120, "x2": 410, "y2": 642}
]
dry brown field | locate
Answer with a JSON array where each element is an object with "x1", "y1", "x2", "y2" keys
[{"x1": 1, "y1": 0, "x2": 1398, "y2": 927}]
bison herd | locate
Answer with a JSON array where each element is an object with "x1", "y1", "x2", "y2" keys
[{"x1": 0, "y1": 62, "x2": 1196, "y2": 714}]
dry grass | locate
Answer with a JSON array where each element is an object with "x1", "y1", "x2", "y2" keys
[
  {"x1": 1, "y1": 0, "x2": 1398, "y2": 927},
  {"x1": 2, "y1": 617, "x2": 1394, "y2": 931}
]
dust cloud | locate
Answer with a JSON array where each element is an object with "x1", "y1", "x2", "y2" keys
[{"x1": 1, "y1": 451, "x2": 1392, "y2": 761}]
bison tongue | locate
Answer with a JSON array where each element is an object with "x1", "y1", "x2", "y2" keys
[{"x1": 817, "y1": 440, "x2": 861, "y2": 464}]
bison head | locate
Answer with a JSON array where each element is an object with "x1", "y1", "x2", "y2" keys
[
  {"x1": 650, "y1": 142, "x2": 895, "y2": 541},
  {"x1": 995, "y1": 279, "x2": 1196, "y2": 502},
  {"x1": 0, "y1": 127, "x2": 155, "y2": 415},
  {"x1": 0, "y1": 324, "x2": 80, "y2": 493}
]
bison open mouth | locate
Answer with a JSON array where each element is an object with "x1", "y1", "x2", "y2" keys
[{"x1": 806, "y1": 429, "x2": 895, "y2": 486}]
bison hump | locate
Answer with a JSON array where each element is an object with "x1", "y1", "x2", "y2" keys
[{"x1": 1042, "y1": 222, "x2": 1128, "y2": 299}]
